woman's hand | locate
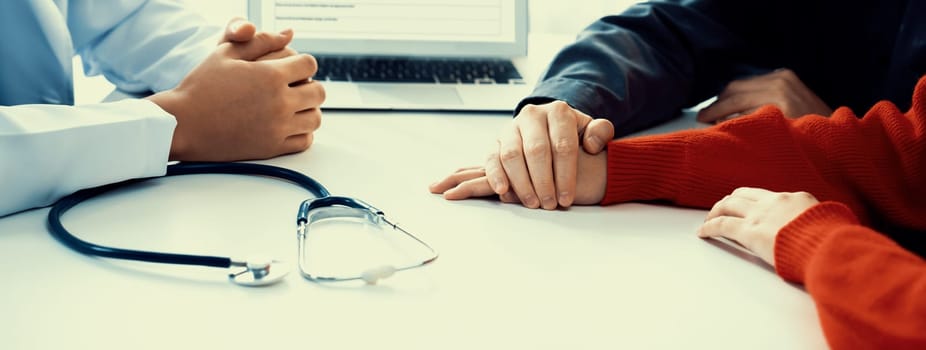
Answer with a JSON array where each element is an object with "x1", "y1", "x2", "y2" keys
[{"x1": 697, "y1": 187, "x2": 819, "y2": 265}]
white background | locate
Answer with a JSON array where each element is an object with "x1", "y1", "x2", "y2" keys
[{"x1": 73, "y1": 0, "x2": 641, "y2": 104}]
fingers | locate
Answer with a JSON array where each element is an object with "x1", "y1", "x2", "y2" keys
[
  {"x1": 582, "y1": 118, "x2": 614, "y2": 154},
  {"x1": 696, "y1": 92, "x2": 755, "y2": 123},
  {"x1": 257, "y1": 47, "x2": 299, "y2": 61},
  {"x1": 498, "y1": 125, "x2": 540, "y2": 208},
  {"x1": 429, "y1": 167, "x2": 486, "y2": 194},
  {"x1": 290, "y1": 108, "x2": 322, "y2": 135},
  {"x1": 697, "y1": 71, "x2": 780, "y2": 123},
  {"x1": 519, "y1": 115, "x2": 557, "y2": 210},
  {"x1": 697, "y1": 216, "x2": 746, "y2": 241},
  {"x1": 226, "y1": 29, "x2": 294, "y2": 61},
  {"x1": 704, "y1": 195, "x2": 754, "y2": 221},
  {"x1": 730, "y1": 187, "x2": 774, "y2": 201},
  {"x1": 703, "y1": 187, "x2": 773, "y2": 221},
  {"x1": 499, "y1": 191, "x2": 520, "y2": 203},
  {"x1": 263, "y1": 54, "x2": 319, "y2": 84},
  {"x1": 698, "y1": 69, "x2": 832, "y2": 122},
  {"x1": 547, "y1": 104, "x2": 580, "y2": 207},
  {"x1": 442, "y1": 176, "x2": 498, "y2": 200},
  {"x1": 287, "y1": 80, "x2": 326, "y2": 111},
  {"x1": 428, "y1": 168, "x2": 497, "y2": 200},
  {"x1": 280, "y1": 133, "x2": 313, "y2": 155},
  {"x1": 220, "y1": 17, "x2": 256, "y2": 44},
  {"x1": 484, "y1": 147, "x2": 510, "y2": 194},
  {"x1": 278, "y1": 109, "x2": 322, "y2": 154}
]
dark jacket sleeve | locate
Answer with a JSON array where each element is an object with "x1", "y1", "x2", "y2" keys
[{"x1": 518, "y1": 0, "x2": 792, "y2": 136}]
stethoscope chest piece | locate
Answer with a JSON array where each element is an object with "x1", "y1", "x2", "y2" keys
[{"x1": 229, "y1": 257, "x2": 291, "y2": 286}]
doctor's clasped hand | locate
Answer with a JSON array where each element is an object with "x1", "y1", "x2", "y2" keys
[
  {"x1": 0, "y1": 0, "x2": 326, "y2": 218},
  {"x1": 149, "y1": 19, "x2": 325, "y2": 162}
]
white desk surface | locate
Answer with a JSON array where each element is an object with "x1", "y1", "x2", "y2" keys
[
  {"x1": 1, "y1": 35, "x2": 827, "y2": 350},
  {"x1": 0, "y1": 112, "x2": 826, "y2": 350}
]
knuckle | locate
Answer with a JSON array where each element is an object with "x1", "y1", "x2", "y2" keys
[
  {"x1": 254, "y1": 31, "x2": 274, "y2": 44},
  {"x1": 718, "y1": 195, "x2": 731, "y2": 206},
  {"x1": 520, "y1": 104, "x2": 539, "y2": 114},
  {"x1": 549, "y1": 100, "x2": 572, "y2": 113},
  {"x1": 499, "y1": 146, "x2": 523, "y2": 163},
  {"x1": 715, "y1": 217, "x2": 731, "y2": 231},
  {"x1": 264, "y1": 64, "x2": 287, "y2": 84},
  {"x1": 772, "y1": 77, "x2": 791, "y2": 91},
  {"x1": 485, "y1": 151, "x2": 501, "y2": 165},
  {"x1": 724, "y1": 79, "x2": 744, "y2": 92},
  {"x1": 775, "y1": 68, "x2": 796, "y2": 80},
  {"x1": 717, "y1": 93, "x2": 742, "y2": 108},
  {"x1": 523, "y1": 142, "x2": 550, "y2": 158},
  {"x1": 796, "y1": 191, "x2": 816, "y2": 200},
  {"x1": 552, "y1": 138, "x2": 577, "y2": 156},
  {"x1": 535, "y1": 177, "x2": 555, "y2": 188}
]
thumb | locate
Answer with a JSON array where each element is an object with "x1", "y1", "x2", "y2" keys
[
  {"x1": 219, "y1": 17, "x2": 256, "y2": 44},
  {"x1": 227, "y1": 28, "x2": 294, "y2": 61},
  {"x1": 582, "y1": 119, "x2": 614, "y2": 154}
]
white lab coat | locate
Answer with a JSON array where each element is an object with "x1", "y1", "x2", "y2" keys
[{"x1": 0, "y1": 0, "x2": 219, "y2": 217}]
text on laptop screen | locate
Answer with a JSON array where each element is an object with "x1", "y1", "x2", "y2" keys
[{"x1": 262, "y1": 0, "x2": 517, "y2": 43}]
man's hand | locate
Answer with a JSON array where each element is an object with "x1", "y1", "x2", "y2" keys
[
  {"x1": 485, "y1": 101, "x2": 614, "y2": 210},
  {"x1": 697, "y1": 187, "x2": 820, "y2": 265},
  {"x1": 697, "y1": 69, "x2": 833, "y2": 123},
  {"x1": 430, "y1": 145, "x2": 608, "y2": 207},
  {"x1": 148, "y1": 18, "x2": 325, "y2": 161}
]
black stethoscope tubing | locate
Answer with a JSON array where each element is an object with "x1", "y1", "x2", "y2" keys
[{"x1": 47, "y1": 162, "x2": 330, "y2": 269}]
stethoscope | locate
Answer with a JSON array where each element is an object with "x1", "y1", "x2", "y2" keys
[{"x1": 47, "y1": 162, "x2": 438, "y2": 287}]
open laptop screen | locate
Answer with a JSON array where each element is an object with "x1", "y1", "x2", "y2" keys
[{"x1": 248, "y1": 0, "x2": 528, "y2": 57}]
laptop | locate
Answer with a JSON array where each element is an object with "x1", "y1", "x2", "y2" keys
[{"x1": 248, "y1": 0, "x2": 531, "y2": 112}]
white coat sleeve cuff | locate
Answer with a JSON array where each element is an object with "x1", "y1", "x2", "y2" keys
[{"x1": 0, "y1": 99, "x2": 176, "y2": 216}]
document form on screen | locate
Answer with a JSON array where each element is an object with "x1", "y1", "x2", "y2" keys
[{"x1": 261, "y1": 0, "x2": 517, "y2": 43}]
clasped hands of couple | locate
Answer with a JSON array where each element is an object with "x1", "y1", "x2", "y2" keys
[{"x1": 431, "y1": 69, "x2": 833, "y2": 267}]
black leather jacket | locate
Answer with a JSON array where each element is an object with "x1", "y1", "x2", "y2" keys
[{"x1": 518, "y1": 0, "x2": 926, "y2": 136}]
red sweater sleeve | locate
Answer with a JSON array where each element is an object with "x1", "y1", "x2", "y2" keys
[
  {"x1": 600, "y1": 75, "x2": 926, "y2": 349},
  {"x1": 776, "y1": 202, "x2": 926, "y2": 349},
  {"x1": 602, "y1": 75, "x2": 926, "y2": 230}
]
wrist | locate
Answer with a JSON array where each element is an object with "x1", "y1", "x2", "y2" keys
[
  {"x1": 147, "y1": 90, "x2": 190, "y2": 160},
  {"x1": 574, "y1": 148, "x2": 608, "y2": 205},
  {"x1": 774, "y1": 201, "x2": 860, "y2": 283}
]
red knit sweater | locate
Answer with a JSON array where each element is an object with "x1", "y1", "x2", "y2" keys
[{"x1": 602, "y1": 76, "x2": 926, "y2": 349}]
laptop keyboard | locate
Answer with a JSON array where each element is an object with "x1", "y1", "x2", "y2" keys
[{"x1": 313, "y1": 56, "x2": 525, "y2": 85}]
